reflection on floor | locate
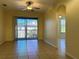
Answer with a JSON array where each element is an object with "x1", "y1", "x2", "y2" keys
[
  {"x1": 0, "y1": 40, "x2": 72, "y2": 59},
  {"x1": 58, "y1": 39, "x2": 66, "y2": 59}
]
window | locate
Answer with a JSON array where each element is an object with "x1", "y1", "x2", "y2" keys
[{"x1": 60, "y1": 16, "x2": 66, "y2": 33}]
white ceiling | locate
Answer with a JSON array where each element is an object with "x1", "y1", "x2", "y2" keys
[{"x1": 0, "y1": 0, "x2": 70, "y2": 12}]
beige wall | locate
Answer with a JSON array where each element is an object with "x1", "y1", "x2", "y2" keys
[
  {"x1": 44, "y1": 8, "x2": 57, "y2": 46},
  {"x1": 45, "y1": 1, "x2": 79, "y2": 58},
  {"x1": 4, "y1": 10, "x2": 45, "y2": 41},
  {"x1": 44, "y1": 5, "x2": 66, "y2": 47},
  {"x1": 66, "y1": 0, "x2": 79, "y2": 59},
  {"x1": 0, "y1": 7, "x2": 4, "y2": 44}
]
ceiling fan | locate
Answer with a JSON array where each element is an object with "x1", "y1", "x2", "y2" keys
[{"x1": 24, "y1": 1, "x2": 40, "y2": 11}]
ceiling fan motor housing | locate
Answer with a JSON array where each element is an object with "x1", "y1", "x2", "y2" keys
[{"x1": 26, "y1": 1, "x2": 33, "y2": 6}]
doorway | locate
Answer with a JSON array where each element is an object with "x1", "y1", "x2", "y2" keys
[
  {"x1": 58, "y1": 16, "x2": 66, "y2": 57},
  {"x1": 15, "y1": 17, "x2": 38, "y2": 40}
]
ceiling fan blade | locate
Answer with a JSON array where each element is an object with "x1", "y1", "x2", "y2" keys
[
  {"x1": 34, "y1": 7, "x2": 40, "y2": 9},
  {"x1": 2, "y1": 4, "x2": 7, "y2": 7},
  {"x1": 31, "y1": 9, "x2": 35, "y2": 12}
]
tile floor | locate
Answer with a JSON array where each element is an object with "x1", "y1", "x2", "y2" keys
[{"x1": 0, "y1": 40, "x2": 72, "y2": 59}]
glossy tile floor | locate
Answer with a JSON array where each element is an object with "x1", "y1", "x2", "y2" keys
[{"x1": 0, "y1": 40, "x2": 72, "y2": 59}]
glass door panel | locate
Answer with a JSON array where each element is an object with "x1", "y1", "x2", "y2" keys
[
  {"x1": 16, "y1": 19, "x2": 26, "y2": 38},
  {"x1": 27, "y1": 19, "x2": 38, "y2": 39}
]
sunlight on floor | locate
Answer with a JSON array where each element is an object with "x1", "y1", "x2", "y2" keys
[
  {"x1": 16, "y1": 40, "x2": 38, "y2": 56},
  {"x1": 58, "y1": 39, "x2": 66, "y2": 59},
  {"x1": 16, "y1": 40, "x2": 27, "y2": 56}
]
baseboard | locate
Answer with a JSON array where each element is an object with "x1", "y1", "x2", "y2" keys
[
  {"x1": 44, "y1": 40, "x2": 77, "y2": 59},
  {"x1": 66, "y1": 52, "x2": 77, "y2": 59},
  {"x1": 44, "y1": 40, "x2": 57, "y2": 48}
]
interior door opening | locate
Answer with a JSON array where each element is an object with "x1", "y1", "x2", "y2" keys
[
  {"x1": 15, "y1": 17, "x2": 38, "y2": 40},
  {"x1": 58, "y1": 16, "x2": 66, "y2": 57}
]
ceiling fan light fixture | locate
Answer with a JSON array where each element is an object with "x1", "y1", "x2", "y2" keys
[{"x1": 27, "y1": 6, "x2": 32, "y2": 10}]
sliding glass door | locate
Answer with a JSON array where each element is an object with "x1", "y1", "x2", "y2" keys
[{"x1": 15, "y1": 18, "x2": 38, "y2": 39}]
